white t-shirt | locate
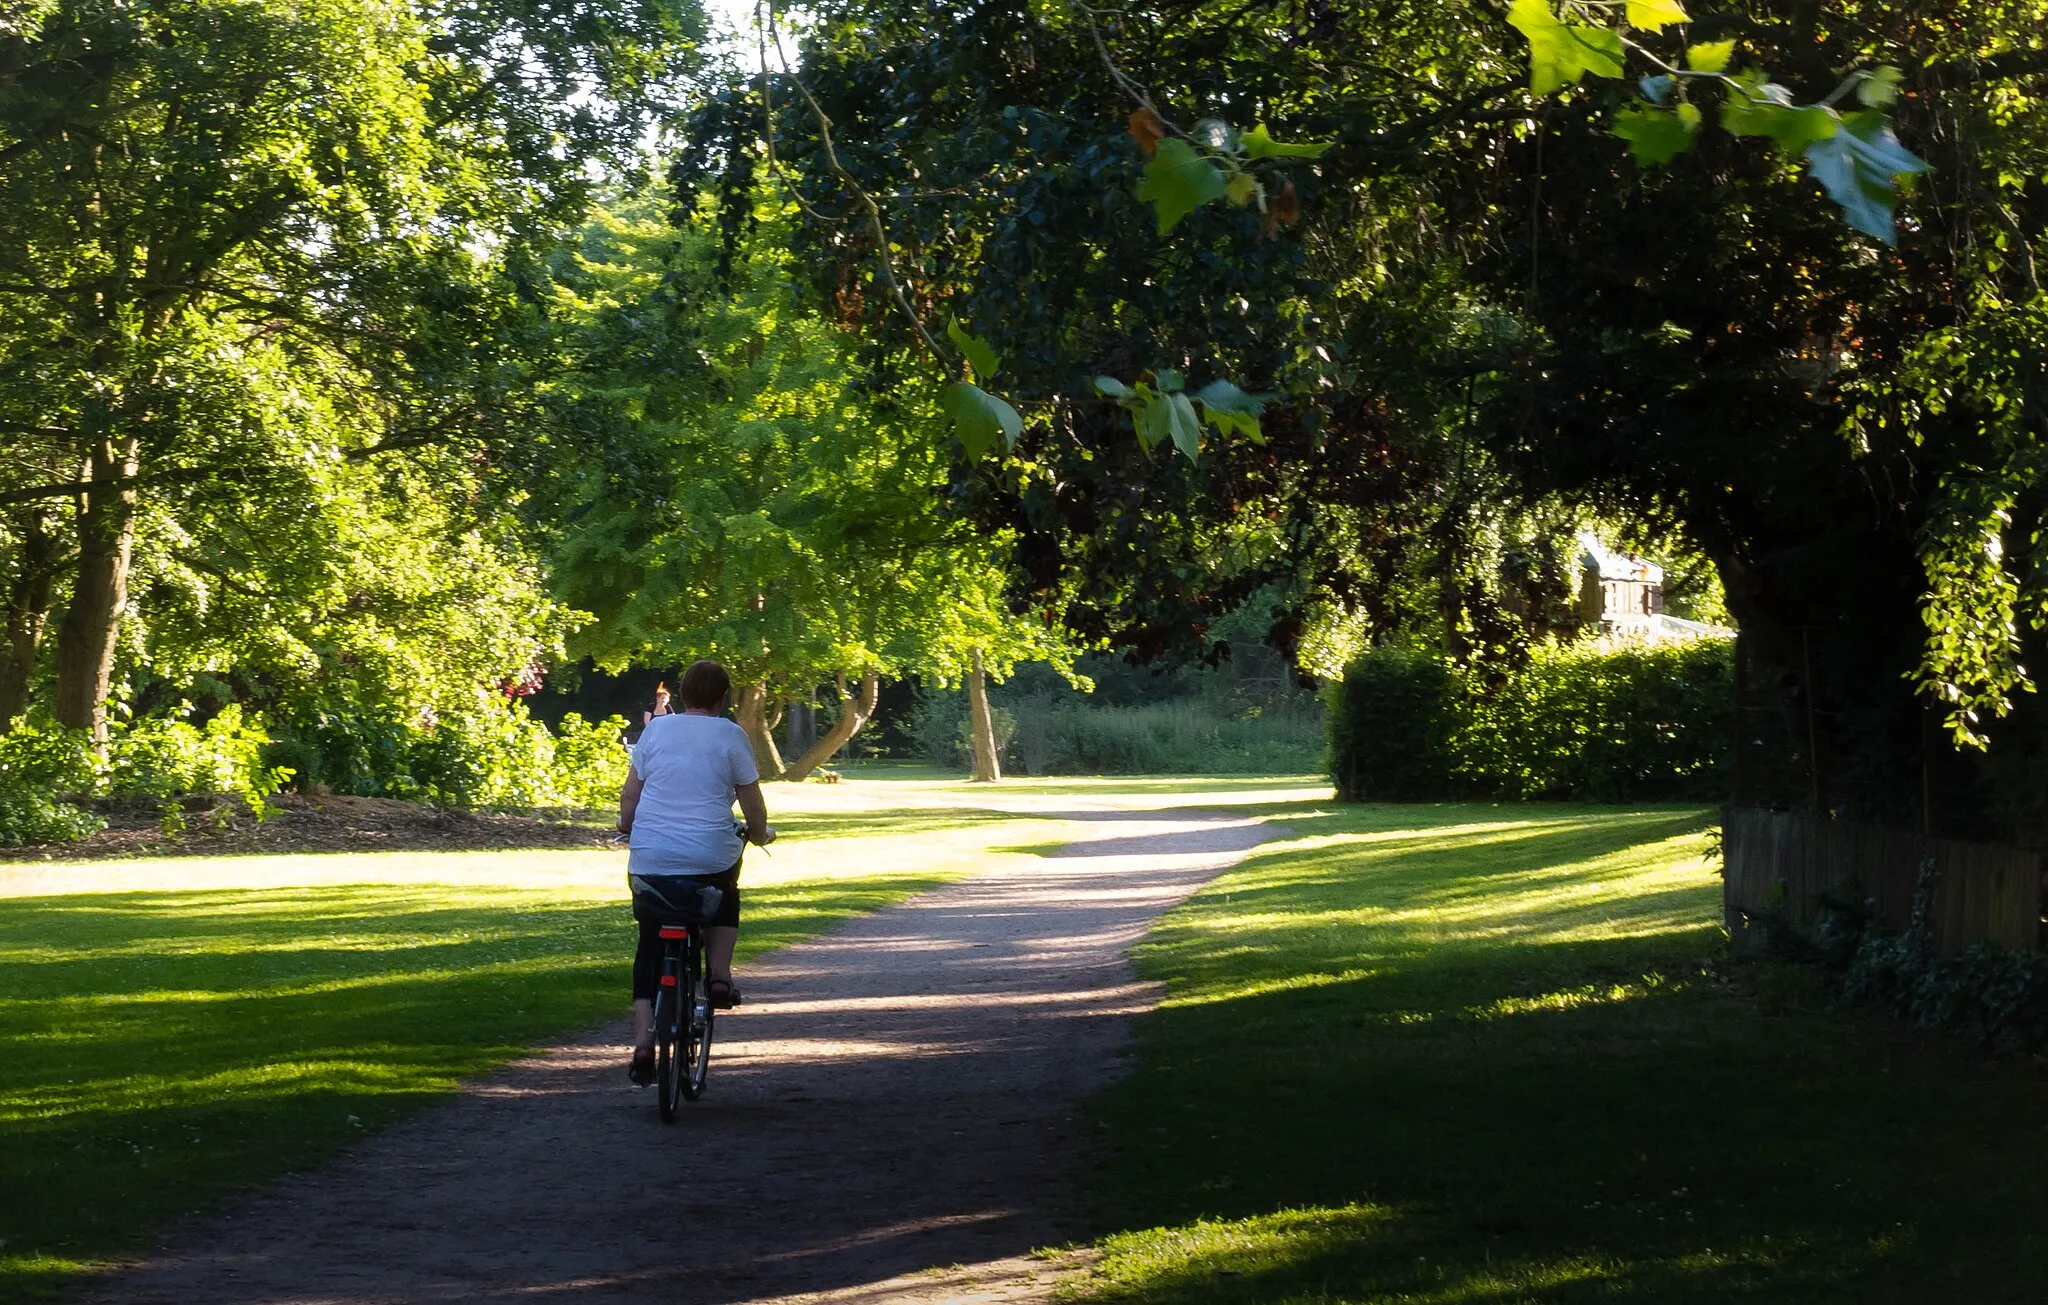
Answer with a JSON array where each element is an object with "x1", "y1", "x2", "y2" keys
[{"x1": 626, "y1": 713, "x2": 760, "y2": 874}]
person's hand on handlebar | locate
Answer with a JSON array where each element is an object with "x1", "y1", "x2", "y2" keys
[{"x1": 749, "y1": 825, "x2": 777, "y2": 846}]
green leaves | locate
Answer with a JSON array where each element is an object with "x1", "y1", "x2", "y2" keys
[
  {"x1": 1094, "y1": 373, "x2": 1270, "y2": 460},
  {"x1": 944, "y1": 383, "x2": 1022, "y2": 460},
  {"x1": 1137, "y1": 138, "x2": 1228, "y2": 234},
  {"x1": 1191, "y1": 379, "x2": 1270, "y2": 439},
  {"x1": 1804, "y1": 111, "x2": 1928, "y2": 245},
  {"x1": 1149, "y1": 392, "x2": 1205, "y2": 459},
  {"x1": 1721, "y1": 75, "x2": 1839, "y2": 153},
  {"x1": 947, "y1": 319, "x2": 1000, "y2": 381},
  {"x1": 1857, "y1": 65, "x2": 1904, "y2": 109},
  {"x1": 1623, "y1": 0, "x2": 1688, "y2": 31},
  {"x1": 1686, "y1": 39, "x2": 1736, "y2": 74},
  {"x1": 1241, "y1": 124, "x2": 1332, "y2": 160},
  {"x1": 1708, "y1": 70, "x2": 1928, "y2": 241},
  {"x1": 1501, "y1": 3, "x2": 1925, "y2": 242},
  {"x1": 1133, "y1": 122, "x2": 1328, "y2": 235},
  {"x1": 1612, "y1": 102, "x2": 1701, "y2": 165},
  {"x1": 944, "y1": 319, "x2": 1023, "y2": 457},
  {"x1": 1506, "y1": 0, "x2": 1623, "y2": 96}
]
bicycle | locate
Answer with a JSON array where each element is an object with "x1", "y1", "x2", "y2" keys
[
  {"x1": 623, "y1": 819, "x2": 764, "y2": 1122},
  {"x1": 628, "y1": 870, "x2": 724, "y2": 1122}
]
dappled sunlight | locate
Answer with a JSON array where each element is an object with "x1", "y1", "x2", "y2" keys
[
  {"x1": 0, "y1": 854, "x2": 972, "y2": 1288},
  {"x1": 1136, "y1": 817, "x2": 1721, "y2": 1019},
  {"x1": 1084, "y1": 1201, "x2": 1697, "y2": 1303},
  {"x1": 4, "y1": 1052, "x2": 477, "y2": 1125},
  {"x1": 0, "y1": 811, "x2": 1085, "y2": 898},
  {"x1": 1091, "y1": 1204, "x2": 1398, "y2": 1290},
  {"x1": 1463, "y1": 976, "x2": 1670, "y2": 1022},
  {"x1": 1161, "y1": 965, "x2": 1381, "y2": 1008},
  {"x1": 1079, "y1": 1196, "x2": 1904, "y2": 1305},
  {"x1": 1071, "y1": 798, "x2": 2048, "y2": 1304},
  {"x1": 2, "y1": 779, "x2": 1299, "y2": 1299}
]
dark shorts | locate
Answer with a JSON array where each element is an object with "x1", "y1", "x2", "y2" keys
[{"x1": 629, "y1": 865, "x2": 739, "y2": 1001}]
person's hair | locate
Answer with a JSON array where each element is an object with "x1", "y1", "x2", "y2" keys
[{"x1": 676, "y1": 660, "x2": 731, "y2": 712}]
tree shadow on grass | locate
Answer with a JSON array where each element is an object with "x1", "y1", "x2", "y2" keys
[
  {"x1": 1080, "y1": 809, "x2": 2048, "y2": 1304},
  {"x1": 0, "y1": 870, "x2": 955, "y2": 1302}
]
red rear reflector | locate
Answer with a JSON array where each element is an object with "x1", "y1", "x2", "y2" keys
[
  {"x1": 660, "y1": 974, "x2": 677, "y2": 987},
  {"x1": 657, "y1": 928, "x2": 689, "y2": 939}
]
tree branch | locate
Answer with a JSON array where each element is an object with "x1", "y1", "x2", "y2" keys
[{"x1": 766, "y1": 1, "x2": 949, "y2": 365}]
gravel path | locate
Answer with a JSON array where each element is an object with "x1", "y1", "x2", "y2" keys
[{"x1": 77, "y1": 809, "x2": 1273, "y2": 1304}]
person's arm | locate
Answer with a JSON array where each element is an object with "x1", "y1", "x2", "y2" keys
[
  {"x1": 735, "y1": 780, "x2": 774, "y2": 846},
  {"x1": 618, "y1": 764, "x2": 645, "y2": 835}
]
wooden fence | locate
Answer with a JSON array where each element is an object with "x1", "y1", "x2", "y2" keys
[{"x1": 1722, "y1": 807, "x2": 2044, "y2": 956}]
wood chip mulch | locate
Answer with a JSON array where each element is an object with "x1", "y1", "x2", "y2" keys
[{"x1": 2, "y1": 792, "x2": 615, "y2": 862}]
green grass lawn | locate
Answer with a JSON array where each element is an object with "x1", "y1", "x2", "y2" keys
[
  {"x1": 0, "y1": 782, "x2": 1102, "y2": 1304},
  {"x1": 1074, "y1": 802, "x2": 2048, "y2": 1303}
]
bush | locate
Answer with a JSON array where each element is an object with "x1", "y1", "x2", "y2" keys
[
  {"x1": 0, "y1": 723, "x2": 104, "y2": 847},
  {"x1": 0, "y1": 696, "x2": 626, "y2": 847},
  {"x1": 1329, "y1": 638, "x2": 1734, "y2": 803},
  {"x1": 1841, "y1": 859, "x2": 2048, "y2": 1053},
  {"x1": 549, "y1": 712, "x2": 634, "y2": 810},
  {"x1": 106, "y1": 705, "x2": 292, "y2": 814},
  {"x1": 904, "y1": 689, "x2": 970, "y2": 768},
  {"x1": 259, "y1": 737, "x2": 327, "y2": 793},
  {"x1": 908, "y1": 681, "x2": 1324, "y2": 776},
  {"x1": 282, "y1": 696, "x2": 628, "y2": 811},
  {"x1": 1326, "y1": 648, "x2": 1455, "y2": 800},
  {"x1": 382, "y1": 699, "x2": 632, "y2": 810}
]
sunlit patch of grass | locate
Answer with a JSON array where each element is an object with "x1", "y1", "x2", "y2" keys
[
  {"x1": 0, "y1": 774, "x2": 1341, "y2": 1303},
  {"x1": 1074, "y1": 802, "x2": 2048, "y2": 1303},
  {"x1": 0, "y1": 865, "x2": 974, "y2": 1303}
]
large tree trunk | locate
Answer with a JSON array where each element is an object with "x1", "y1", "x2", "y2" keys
[
  {"x1": 734, "y1": 682, "x2": 787, "y2": 781},
  {"x1": 0, "y1": 507, "x2": 62, "y2": 731},
  {"x1": 966, "y1": 648, "x2": 1001, "y2": 783},
  {"x1": 54, "y1": 438, "x2": 140, "y2": 740},
  {"x1": 783, "y1": 672, "x2": 878, "y2": 781}
]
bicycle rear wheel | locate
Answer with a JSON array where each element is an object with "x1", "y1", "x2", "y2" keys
[
  {"x1": 655, "y1": 943, "x2": 685, "y2": 1123},
  {"x1": 680, "y1": 935, "x2": 714, "y2": 1101}
]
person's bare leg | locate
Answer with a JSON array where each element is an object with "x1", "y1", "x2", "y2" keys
[
  {"x1": 633, "y1": 997, "x2": 653, "y2": 1053},
  {"x1": 706, "y1": 926, "x2": 738, "y2": 987}
]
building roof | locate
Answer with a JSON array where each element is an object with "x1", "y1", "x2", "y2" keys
[{"x1": 1579, "y1": 531, "x2": 1664, "y2": 585}]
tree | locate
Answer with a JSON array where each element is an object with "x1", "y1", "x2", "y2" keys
[
  {"x1": 0, "y1": 0, "x2": 696, "y2": 737},
  {"x1": 722, "y1": 0, "x2": 2048, "y2": 834},
  {"x1": 540, "y1": 192, "x2": 1080, "y2": 778}
]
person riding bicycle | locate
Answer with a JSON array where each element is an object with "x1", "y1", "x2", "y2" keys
[{"x1": 617, "y1": 659, "x2": 774, "y2": 1086}]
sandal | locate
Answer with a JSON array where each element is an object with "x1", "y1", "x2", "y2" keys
[
  {"x1": 707, "y1": 979, "x2": 742, "y2": 1010},
  {"x1": 627, "y1": 1048, "x2": 655, "y2": 1086}
]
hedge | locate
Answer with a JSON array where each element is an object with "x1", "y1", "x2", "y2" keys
[{"x1": 1328, "y1": 639, "x2": 1734, "y2": 803}]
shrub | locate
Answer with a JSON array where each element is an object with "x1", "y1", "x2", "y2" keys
[
  {"x1": 1329, "y1": 638, "x2": 1734, "y2": 803},
  {"x1": 106, "y1": 705, "x2": 292, "y2": 814},
  {"x1": 389, "y1": 699, "x2": 632, "y2": 810},
  {"x1": 909, "y1": 682, "x2": 1324, "y2": 776},
  {"x1": 1841, "y1": 859, "x2": 2048, "y2": 1053},
  {"x1": 0, "y1": 723, "x2": 104, "y2": 847},
  {"x1": 549, "y1": 712, "x2": 634, "y2": 810},
  {"x1": 1326, "y1": 647, "x2": 1455, "y2": 800},
  {"x1": 259, "y1": 737, "x2": 327, "y2": 793},
  {"x1": 904, "y1": 689, "x2": 971, "y2": 767},
  {"x1": 0, "y1": 722, "x2": 98, "y2": 792},
  {"x1": 285, "y1": 696, "x2": 628, "y2": 811}
]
